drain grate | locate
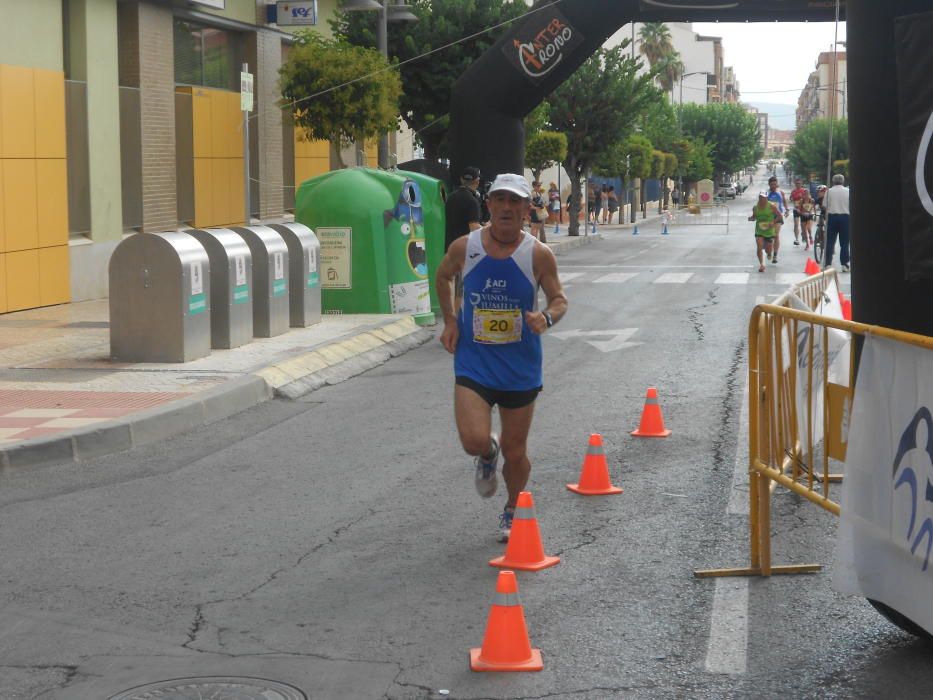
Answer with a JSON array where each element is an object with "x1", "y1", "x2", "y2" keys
[{"x1": 108, "y1": 676, "x2": 307, "y2": 700}]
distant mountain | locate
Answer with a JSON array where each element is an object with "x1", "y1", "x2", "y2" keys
[{"x1": 747, "y1": 102, "x2": 797, "y2": 131}]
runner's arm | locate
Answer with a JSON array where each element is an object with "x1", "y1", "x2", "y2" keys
[
  {"x1": 527, "y1": 243, "x2": 568, "y2": 335},
  {"x1": 436, "y1": 237, "x2": 467, "y2": 353}
]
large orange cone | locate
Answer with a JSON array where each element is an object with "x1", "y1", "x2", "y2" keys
[
  {"x1": 804, "y1": 257, "x2": 820, "y2": 276},
  {"x1": 489, "y1": 492, "x2": 560, "y2": 571},
  {"x1": 470, "y1": 570, "x2": 543, "y2": 672},
  {"x1": 842, "y1": 298, "x2": 852, "y2": 321},
  {"x1": 631, "y1": 387, "x2": 672, "y2": 438},
  {"x1": 567, "y1": 433, "x2": 623, "y2": 495}
]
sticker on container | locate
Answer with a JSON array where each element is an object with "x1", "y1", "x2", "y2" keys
[
  {"x1": 316, "y1": 227, "x2": 352, "y2": 289},
  {"x1": 189, "y1": 292, "x2": 207, "y2": 315},
  {"x1": 233, "y1": 284, "x2": 249, "y2": 304},
  {"x1": 274, "y1": 252, "x2": 285, "y2": 280},
  {"x1": 235, "y1": 256, "x2": 247, "y2": 286},
  {"x1": 389, "y1": 280, "x2": 430, "y2": 315},
  {"x1": 190, "y1": 262, "x2": 203, "y2": 295},
  {"x1": 272, "y1": 279, "x2": 287, "y2": 297},
  {"x1": 307, "y1": 248, "x2": 320, "y2": 288}
]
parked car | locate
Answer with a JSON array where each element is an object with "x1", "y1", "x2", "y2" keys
[{"x1": 718, "y1": 183, "x2": 737, "y2": 199}]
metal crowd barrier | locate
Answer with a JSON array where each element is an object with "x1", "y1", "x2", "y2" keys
[
  {"x1": 668, "y1": 204, "x2": 730, "y2": 233},
  {"x1": 695, "y1": 270, "x2": 933, "y2": 578}
]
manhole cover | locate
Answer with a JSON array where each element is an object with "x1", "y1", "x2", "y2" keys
[{"x1": 108, "y1": 676, "x2": 307, "y2": 700}]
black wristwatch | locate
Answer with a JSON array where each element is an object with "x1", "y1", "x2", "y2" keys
[{"x1": 542, "y1": 311, "x2": 554, "y2": 328}]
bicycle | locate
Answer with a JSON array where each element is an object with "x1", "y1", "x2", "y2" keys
[{"x1": 812, "y1": 208, "x2": 825, "y2": 265}]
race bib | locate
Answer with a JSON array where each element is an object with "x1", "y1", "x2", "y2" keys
[{"x1": 473, "y1": 308, "x2": 522, "y2": 344}]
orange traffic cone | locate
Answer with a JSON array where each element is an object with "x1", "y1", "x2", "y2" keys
[
  {"x1": 470, "y1": 570, "x2": 543, "y2": 672},
  {"x1": 631, "y1": 387, "x2": 672, "y2": 438},
  {"x1": 489, "y1": 492, "x2": 560, "y2": 571},
  {"x1": 842, "y1": 298, "x2": 852, "y2": 320},
  {"x1": 567, "y1": 433, "x2": 623, "y2": 495},
  {"x1": 804, "y1": 258, "x2": 820, "y2": 276}
]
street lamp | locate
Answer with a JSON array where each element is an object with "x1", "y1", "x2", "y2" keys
[{"x1": 342, "y1": 0, "x2": 418, "y2": 169}]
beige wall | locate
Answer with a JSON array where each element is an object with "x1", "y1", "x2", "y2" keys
[{"x1": 0, "y1": 0, "x2": 63, "y2": 71}]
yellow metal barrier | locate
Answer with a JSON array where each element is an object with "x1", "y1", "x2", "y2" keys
[{"x1": 696, "y1": 271, "x2": 933, "y2": 578}]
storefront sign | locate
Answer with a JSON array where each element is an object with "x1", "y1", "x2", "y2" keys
[{"x1": 276, "y1": 1, "x2": 318, "y2": 26}]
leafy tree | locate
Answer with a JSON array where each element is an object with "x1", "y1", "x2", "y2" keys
[
  {"x1": 785, "y1": 118, "x2": 849, "y2": 181},
  {"x1": 679, "y1": 102, "x2": 760, "y2": 180},
  {"x1": 524, "y1": 102, "x2": 551, "y2": 139},
  {"x1": 682, "y1": 138, "x2": 713, "y2": 182},
  {"x1": 546, "y1": 42, "x2": 661, "y2": 235},
  {"x1": 335, "y1": 0, "x2": 526, "y2": 161},
  {"x1": 640, "y1": 99, "x2": 679, "y2": 152},
  {"x1": 654, "y1": 51, "x2": 685, "y2": 101},
  {"x1": 279, "y1": 32, "x2": 402, "y2": 167},
  {"x1": 525, "y1": 131, "x2": 568, "y2": 183},
  {"x1": 638, "y1": 22, "x2": 674, "y2": 68}
]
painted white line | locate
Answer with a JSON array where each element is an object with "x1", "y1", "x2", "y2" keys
[
  {"x1": 705, "y1": 577, "x2": 749, "y2": 675},
  {"x1": 653, "y1": 272, "x2": 694, "y2": 284},
  {"x1": 716, "y1": 273, "x2": 750, "y2": 285},
  {"x1": 776, "y1": 273, "x2": 807, "y2": 285},
  {"x1": 593, "y1": 272, "x2": 639, "y2": 284},
  {"x1": 727, "y1": 368, "x2": 752, "y2": 515},
  {"x1": 559, "y1": 272, "x2": 585, "y2": 283}
]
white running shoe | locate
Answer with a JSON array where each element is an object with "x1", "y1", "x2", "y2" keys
[
  {"x1": 474, "y1": 434, "x2": 499, "y2": 498},
  {"x1": 497, "y1": 507, "x2": 514, "y2": 543}
]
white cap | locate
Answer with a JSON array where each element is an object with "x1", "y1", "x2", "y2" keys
[
  {"x1": 758, "y1": 191, "x2": 769, "y2": 198},
  {"x1": 488, "y1": 174, "x2": 531, "y2": 199}
]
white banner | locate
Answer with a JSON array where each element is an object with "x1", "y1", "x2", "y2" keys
[
  {"x1": 834, "y1": 335, "x2": 933, "y2": 634},
  {"x1": 788, "y1": 278, "x2": 851, "y2": 449}
]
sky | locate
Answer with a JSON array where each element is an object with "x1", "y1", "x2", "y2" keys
[{"x1": 693, "y1": 21, "x2": 847, "y2": 110}]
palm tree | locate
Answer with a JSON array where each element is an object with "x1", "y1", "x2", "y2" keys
[
  {"x1": 637, "y1": 22, "x2": 674, "y2": 69},
  {"x1": 655, "y1": 52, "x2": 685, "y2": 103}
]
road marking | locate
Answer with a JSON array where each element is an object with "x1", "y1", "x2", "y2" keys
[
  {"x1": 653, "y1": 272, "x2": 693, "y2": 284},
  {"x1": 727, "y1": 367, "x2": 752, "y2": 515},
  {"x1": 705, "y1": 577, "x2": 749, "y2": 675},
  {"x1": 776, "y1": 273, "x2": 807, "y2": 285},
  {"x1": 559, "y1": 272, "x2": 585, "y2": 283},
  {"x1": 715, "y1": 273, "x2": 750, "y2": 285},
  {"x1": 593, "y1": 272, "x2": 639, "y2": 284},
  {"x1": 549, "y1": 328, "x2": 642, "y2": 353}
]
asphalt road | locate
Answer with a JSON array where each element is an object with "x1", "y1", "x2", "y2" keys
[{"x1": 2, "y1": 176, "x2": 932, "y2": 699}]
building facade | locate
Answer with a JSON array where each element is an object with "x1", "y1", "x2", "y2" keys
[
  {"x1": 796, "y1": 50, "x2": 847, "y2": 130},
  {"x1": 0, "y1": 0, "x2": 400, "y2": 315}
]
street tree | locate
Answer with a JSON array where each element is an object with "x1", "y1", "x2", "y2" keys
[
  {"x1": 279, "y1": 32, "x2": 402, "y2": 168},
  {"x1": 654, "y1": 52, "x2": 685, "y2": 103},
  {"x1": 525, "y1": 131, "x2": 568, "y2": 183},
  {"x1": 335, "y1": 0, "x2": 526, "y2": 162},
  {"x1": 637, "y1": 22, "x2": 674, "y2": 68},
  {"x1": 678, "y1": 102, "x2": 760, "y2": 181},
  {"x1": 546, "y1": 42, "x2": 661, "y2": 235},
  {"x1": 785, "y1": 118, "x2": 849, "y2": 182}
]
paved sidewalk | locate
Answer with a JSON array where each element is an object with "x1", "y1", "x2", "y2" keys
[{"x1": 0, "y1": 234, "x2": 598, "y2": 469}]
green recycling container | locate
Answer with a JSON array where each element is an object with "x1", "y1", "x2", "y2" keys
[
  {"x1": 295, "y1": 167, "x2": 439, "y2": 321},
  {"x1": 397, "y1": 170, "x2": 446, "y2": 325}
]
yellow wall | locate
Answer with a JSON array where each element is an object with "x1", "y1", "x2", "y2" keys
[
  {"x1": 179, "y1": 86, "x2": 246, "y2": 228},
  {"x1": 295, "y1": 130, "x2": 331, "y2": 187},
  {"x1": 0, "y1": 64, "x2": 69, "y2": 314}
]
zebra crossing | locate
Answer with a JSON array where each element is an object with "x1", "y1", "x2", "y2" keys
[{"x1": 558, "y1": 269, "x2": 850, "y2": 288}]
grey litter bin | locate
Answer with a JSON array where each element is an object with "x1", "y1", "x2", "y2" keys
[
  {"x1": 231, "y1": 225, "x2": 289, "y2": 338},
  {"x1": 186, "y1": 228, "x2": 253, "y2": 349},
  {"x1": 268, "y1": 222, "x2": 322, "y2": 327},
  {"x1": 109, "y1": 231, "x2": 211, "y2": 363}
]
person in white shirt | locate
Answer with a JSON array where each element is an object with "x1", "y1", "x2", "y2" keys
[{"x1": 824, "y1": 173, "x2": 851, "y2": 271}]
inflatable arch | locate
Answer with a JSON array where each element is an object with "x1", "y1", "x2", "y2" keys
[{"x1": 446, "y1": 0, "x2": 933, "y2": 336}]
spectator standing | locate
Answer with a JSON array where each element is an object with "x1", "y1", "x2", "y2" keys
[
  {"x1": 547, "y1": 182, "x2": 561, "y2": 224},
  {"x1": 600, "y1": 186, "x2": 610, "y2": 224},
  {"x1": 444, "y1": 166, "x2": 482, "y2": 252},
  {"x1": 529, "y1": 181, "x2": 548, "y2": 242},
  {"x1": 587, "y1": 186, "x2": 597, "y2": 224},
  {"x1": 823, "y1": 174, "x2": 851, "y2": 272},
  {"x1": 607, "y1": 186, "x2": 619, "y2": 224}
]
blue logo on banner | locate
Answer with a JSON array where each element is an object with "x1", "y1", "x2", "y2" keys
[{"x1": 892, "y1": 407, "x2": 933, "y2": 571}]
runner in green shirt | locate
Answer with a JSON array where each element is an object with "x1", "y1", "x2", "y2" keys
[{"x1": 748, "y1": 191, "x2": 783, "y2": 272}]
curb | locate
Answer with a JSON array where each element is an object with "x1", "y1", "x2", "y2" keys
[
  {"x1": 547, "y1": 232, "x2": 602, "y2": 254},
  {"x1": 0, "y1": 317, "x2": 432, "y2": 470}
]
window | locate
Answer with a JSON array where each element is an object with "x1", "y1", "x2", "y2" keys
[{"x1": 173, "y1": 19, "x2": 243, "y2": 91}]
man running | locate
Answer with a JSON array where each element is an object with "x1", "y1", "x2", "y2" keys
[
  {"x1": 435, "y1": 173, "x2": 568, "y2": 542},
  {"x1": 750, "y1": 191, "x2": 782, "y2": 273},
  {"x1": 766, "y1": 176, "x2": 789, "y2": 264}
]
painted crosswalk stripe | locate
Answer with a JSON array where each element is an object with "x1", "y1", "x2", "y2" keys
[
  {"x1": 715, "y1": 273, "x2": 750, "y2": 285},
  {"x1": 776, "y1": 273, "x2": 807, "y2": 285},
  {"x1": 593, "y1": 272, "x2": 639, "y2": 284},
  {"x1": 705, "y1": 577, "x2": 749, "y2": 675},
  {"x1": 653, "y1": 272, "x2": 693, "y2": 284},
  {"x1": 559, "y1": 272, "x2": 585, "y2": 283}
]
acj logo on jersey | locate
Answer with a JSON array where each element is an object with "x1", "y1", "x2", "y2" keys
[{"x1": 504, "y1": 9, "x2": 583, "y2": 84}]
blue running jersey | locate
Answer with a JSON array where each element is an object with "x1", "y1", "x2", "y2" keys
[
  {"x1": 455, "y1": 229, "x2": 542, "y2": 391},
  {"x1": 767, "y1": 189, "x2": 785, "y2": 215}
]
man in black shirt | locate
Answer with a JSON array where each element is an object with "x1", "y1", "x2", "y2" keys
[{"x1": 444, "y1": 166, "x2": 483, "y2": 252}]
